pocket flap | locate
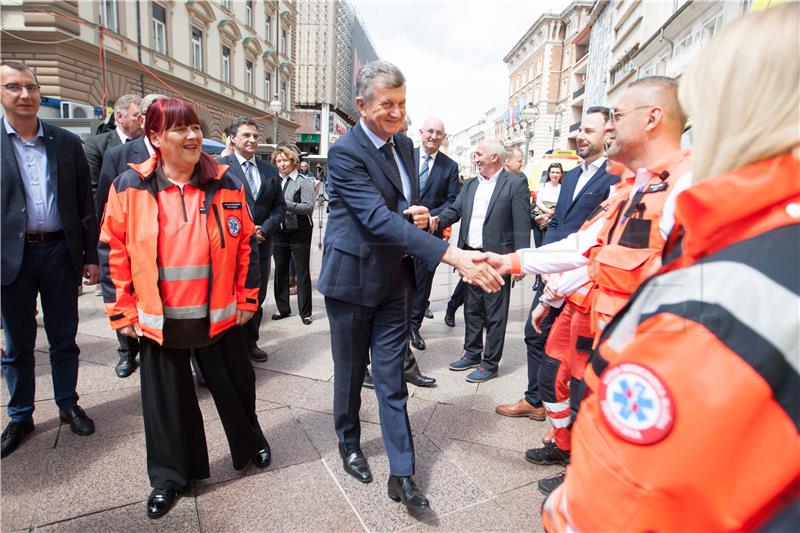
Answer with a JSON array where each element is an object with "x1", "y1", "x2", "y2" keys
[
  {"x1": 593, "y1": 245, "x2": 657, "y2": 272},
  {"x1": 333, "y1": 239, "x2": 371, "y2": 258}
]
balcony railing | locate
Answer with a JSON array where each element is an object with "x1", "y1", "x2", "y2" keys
[
  {"x1": 569, "y1": 121, "x2": 581, "y2": 132},
  {"x1": 572, "y1": 85, "x2": 585, "y2": 99}
]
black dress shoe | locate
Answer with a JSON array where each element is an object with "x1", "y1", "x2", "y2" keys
[
  {"x1": 444, "y1": 310, "x2": 456, "y2": 327},
  {"x1": 271, "y1": 312, "x2": 292, "y2": 321},
  {"x1": 406, "y1": 373, "x2": 436, "y2": 388},
  {"x1": 301, "y1": 316, "x2": 312, "y2": 325},
  {"x1": 147, "y1": 488, "x2": 179, "y2": 519},
  {"x1": 59, "y1": 405, "x2": 95, "y2": 436},
  {"x1": 362, "y1": 371, "x2": 375, "y2": 389},
  {"x1": 388, "y1": 475, "x2": 430, "y2": 508},
  {"x1": 424, "y1": 306, "x2": 434, "y2": 319},
  {"x1": 1, "y1": 420, "x2": 34, "y2": 458},
  {"x1": 410, "y1": 328, "x2": 426, "y2": 351},
  {"x1": 338, "y1": 443, "x2": 372, "y2": 483},
  {"x1": 253, "y1": 442, "x2": 272, "y2": 468},
  {"x1": 114, "y1": 354, "x2": 137, "y2": 378},
  {"x1": 249, "y1": 346, "x2": 269, "y2": 362}
]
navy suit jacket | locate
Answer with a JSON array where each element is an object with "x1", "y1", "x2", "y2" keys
[
  {"x1": 415, "y1": 147, "x2": 459, "y2": 238},
  {"x1": 217, "y1": 154, "x2": 286, "y2": 238},
  {"x1": 1, "y1": 119, "x2": 99, "y2": 284},
  {"x1": 437, "y1": 170, "x2": 531, "y2": 254},
  {"x1": 544, "y1": 160, "x2": 620, "y2": 245},
  {"x1": 83, "y1": 129, "x2": 123, "y2": 198},
  {"x1": 318, "y1": 123, "x2": 449, "y2": 307},
  {"x1": 95, "y1": 136, "x2": 150, "y2": 221}
]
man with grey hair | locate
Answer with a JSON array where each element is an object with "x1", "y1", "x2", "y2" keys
[
  {"x1": 84, "y1": 94, "x2": 143, "y2": 199},
  {"x1": 94, "y1": 93, "x2": 167, "y2": 379},
  {"x1": 431, "y1": 139, "x2": 531, "y2": 383},
  {"x1": 504, "y1": 146, "x2": 526, "y2": 179},
  {"x1": 319, "y1": 60, "x2": 503, "y2": 509}
]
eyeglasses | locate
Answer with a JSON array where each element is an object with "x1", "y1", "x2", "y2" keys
[
  {"x1": 1, "y1": 83, "x2": 41, "y2": 94},
  {"x1": 610, "y1": 105, "x2": 653, "y2": 123}
]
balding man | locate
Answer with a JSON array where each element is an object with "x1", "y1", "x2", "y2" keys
[
  {"x1": 504, "y1": 147, "x2": 526, "y2": 179},
  {"x1": 432, "y1": 139, "x2": 530, "y2": 383},
  {"x1": 408, "y1": 117, "x2": 459, "y2": 359}
]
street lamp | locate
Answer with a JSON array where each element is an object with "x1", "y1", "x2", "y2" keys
[
  {"x1": 269, "y1": 94, "x2": 282, "y2": 144},
  {"x1": 520, "y1": 102, "x2": 539, "y2": 165},
  {"x1": 551, "y1": 104, "x2": 564, "y2": 150}
]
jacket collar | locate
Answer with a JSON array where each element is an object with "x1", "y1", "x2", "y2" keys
[{"x1": 129, "y1": 154, "x2": 228, "y2": 182}]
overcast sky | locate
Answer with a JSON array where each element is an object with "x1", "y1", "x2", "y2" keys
[{"x1": 352, "y1": 0, "x2": 570, "y2": 141}]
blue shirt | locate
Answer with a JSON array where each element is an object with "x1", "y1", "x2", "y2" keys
[
  {"x1": 360, "y1": 119, "x2": 412, "y2": 204},
  {"x1": 4, "y1": 117, "x2": 62, "y2": 232}
]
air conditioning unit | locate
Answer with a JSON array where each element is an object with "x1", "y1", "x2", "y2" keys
[{"x1": 60, "y1": 101, "x2": 96, "y2": 119}]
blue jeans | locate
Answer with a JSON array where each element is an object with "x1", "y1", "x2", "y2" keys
[{"x1": 1, "y1": 240, "x2": 80, "y2": 421}]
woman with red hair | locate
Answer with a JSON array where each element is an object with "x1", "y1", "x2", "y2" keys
[{"x1": 98, "y1": 98, "x2": 271, "y2": 519}]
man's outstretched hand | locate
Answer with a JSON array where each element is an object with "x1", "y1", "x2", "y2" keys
[
  {"x1": 442, "y1": 245, "x2": 504, "y2": 292},
  {"x1": 483, "y1": 252, "x2": 514, "y2": 276}
]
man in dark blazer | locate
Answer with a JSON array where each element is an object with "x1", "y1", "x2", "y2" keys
[
  {"x1": 408, "y1": 117, "x2": 459, "y2": 353},
  {"x1": 1, "y1": 61, "x2": 99, "y2": 457},
  {"x1": 94, "y1": 94, "x2": 165, "y2": 378},
  {"x1": 217, "y1": 116, "x2": 286, "y2": 362},
  {"x1": 495, "y1": 106, "x2": 620, "y2": 421},
  {"x1": 83, "y1": 94, "x2": 143, "y2": 199},
  {"x1": 433, "y1": 139, "x2": 531, "y2": 384},
  {"x1": 320, "y1": 61, "x2": 501, "y2": 509}
]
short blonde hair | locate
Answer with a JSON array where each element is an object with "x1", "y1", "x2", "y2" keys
[
  {"x1": 271, "y1": 145, "x2": 299, "y2": 168},
  {"x1": 678, "y1": 3, "x2": 799, "y2": 181}
]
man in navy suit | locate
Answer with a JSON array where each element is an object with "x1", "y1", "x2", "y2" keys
[
  {"x1": 408, "y1": 117, "x2": 459, "y2": 354},
  {"x1": 320, "y1": 61, "x2": 502, "y2": 508},
  {"x1": 1, "y1": 61, "x2": 99, "y2": 457},
  {"x1": 495, "y1": 106, "x2": 620, "y2": 420},
  {"x1": 217, "y1": 117, "x2": 286, "y2": 362}
]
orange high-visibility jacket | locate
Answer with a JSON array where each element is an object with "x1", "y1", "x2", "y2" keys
[
  {"x1": 544, "y1": 155, "x2": 800, "y2": 532},
  {"x1": 98, "y1": 155, "x2": 259, "y2": 345}
]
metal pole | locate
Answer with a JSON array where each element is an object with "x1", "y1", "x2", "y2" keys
[
  {"x1": 273, "y1": 100, "x2": 279, "y2": 144},
  {"x1": 524, "y1": 123, "x2": 531, "y2": 166},
  {"x1": 273, "y1": 4, "x2": 280, "y2": 144}
]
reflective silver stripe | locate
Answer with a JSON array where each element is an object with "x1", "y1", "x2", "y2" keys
[
  {"x1": 607, "y1": 261, "x2": 800, "y2": 372},
  {"x1": 543, "y1": 399, "x2": 571, "y2": 412},
  {"x1": 137, "y1": 307, "x2": 164, "y2": 329},
  {"x1": 546, "y1": 414, "x2": 572, "y2": 428},
  {"x1": 210, "y1": 301, "x2": 237, "y2": 323},
  {"x1": 560, "y1": 484, "x2": 577, "y2": 533},
  {"x1": 163, "y1": 304, "x2": 208, "y2": 319},
  {"x1": 158, "y1": 265, "x2": 210, "y2": 281}
]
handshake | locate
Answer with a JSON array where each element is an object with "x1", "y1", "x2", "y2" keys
[{"x1": 440, "y1": 247, "x2": 516, "y2": 293}]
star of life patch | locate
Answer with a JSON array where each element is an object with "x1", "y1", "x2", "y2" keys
[{"x1": 226, "y1": 215, "x2": 241, "y2": 237}]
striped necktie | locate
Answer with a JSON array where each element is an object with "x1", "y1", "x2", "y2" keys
[{"x1": 419, "y1": 154, "x2": 431, "y2": 191}]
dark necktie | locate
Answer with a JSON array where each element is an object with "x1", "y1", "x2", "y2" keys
[{"x1": 419, "y1": 154, "x2": 431, "y2": 191}]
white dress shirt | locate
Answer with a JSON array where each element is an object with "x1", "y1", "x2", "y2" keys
[
  {"x1": 572, "y1": 156, "x2": 607, "y2": 200},
  {"x1": 115, "y1": 127, "x2": 132, "y2": 145},
  {"x1": 467, "y1": 168, "x2": 501, "y2": 249}
]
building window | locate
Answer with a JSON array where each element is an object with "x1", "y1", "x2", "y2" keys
[
  {"x1": 265, "y1": 14, "x2": 272, "y2": 41},
  {"x1": 245, "y1": 61, "x2": 253, "y2": 93},
  {"x1": 191, "y1": 27, "x2": 203, "y2": 71},
  {"x1": 222, "y1": 46, "x2": 231, "y2": 84},
  {"x1": 281, "y1": 29, "x2": 288, "y2": 55},
  {"x1": 152, "y1": 3, "x2": 167, "y2": 54},
  {"x1": 220, "y1": 0, "x2": 230, "y2": 9},
  {"x1": 245, "y1": 0, "x2": 253, "y2": 27},
  {"x1": 280, "y1": 80, "x2": 287, "y2": 108},
  {"x1": 264, "y1": 71, "x2": 272, "y2": 98},
  {"x1": 703, "y1": 12, "x2": 724, "y2": 42},
  {"x1": 101, "y1": 0, "x2": 118, "y2": 32}
]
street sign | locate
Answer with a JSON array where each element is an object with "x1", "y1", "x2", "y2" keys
[{"x1": 298, "y1": 133, "x2": 320, "y2": 143}]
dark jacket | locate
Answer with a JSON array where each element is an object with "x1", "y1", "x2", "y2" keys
[
  {"x1": 1, "y1": 119, "x2": 99, "y2": 284},
  {"x1": 83, "y1": 129, "x2": 123, "y2": 199},
  {"x1": 216, "y1": 154, "x2": 286, "y2": 237},
  {"x1": 95, "y1": 136, "x2": 151, "y2": 221},
  {"x1": 415, "y1": 147, "x2": 460, "y2": 236}
]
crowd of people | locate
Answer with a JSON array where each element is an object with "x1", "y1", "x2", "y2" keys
[{"x1": 1, "y1": 2, "x2": 797, "y2": 529}]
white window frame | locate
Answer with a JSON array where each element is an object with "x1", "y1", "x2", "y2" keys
[
  {"x1": 245, "y1": 1, "x2": 253, "y2": 27},
  {"x1": 152, "y1": 3, "x2": 167, "y2": 54},
  {"x1": 280, "y1": 80, "x2": 288, "y2": 109},
  {"x1": 264, "y1": 71, "x2": 272, "y2": 98},
  {"x1": 101, "y1": 0, "x2": 118, "y2": 32},
  {"x1": 265, "y1": 14, "x2": 272, "y2": 42},
  {"x1": 281, "y1": 29, "x2": 288, "y2": 56},
  {"x1": 222, "y1": 46, "x2": 231, "y2": 84},
  {"x1": 245, "y1": 61, "x2": 253, "y2": 93},
  {"x1": 191, "y1": 26, "x2": 203, "y2": 71},
  {"x1": 220, "y1": 0, "x2": 230, "y2": 10}
]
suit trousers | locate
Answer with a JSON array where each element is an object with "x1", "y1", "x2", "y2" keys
[
  {"x1": 409, "y1": 259, "x2": 436, "y2": 331},
  {"x1": 1, "y1": 240, "x2": 80, "y2": 421},
  {"x1": 273, "y1": 227, "x2": 312, "y2": 318},
  {"x1": 522, "y1": 286, "x2": 563, "y2": 407},
  {"x1": 325, "y1": 260, "x2": 416, "y2": 476},
  {"x1": 462, "y1": 274, "x2": 512, "y2": 373},
  {"x1": 139, "y1": 326, "x2": 267, "y2": 490},
  {"x1": 245, "y1": 239, "x2": 273, "y2": 347},
  {"x1": 447, "y1": 278, "x2": 465, "y2": 313},
  {"x1": 116, "y1": 330, "x2": 139, "y2": 358}
]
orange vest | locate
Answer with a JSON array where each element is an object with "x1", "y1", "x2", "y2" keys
[
  {"x1": 98, "y1": 155, "x2": 259, "y2": 345},
  {"x1": 586, "y1": 149, "x2": 692, "y2": 336},
  {"x1": 543, "y1": 155, "x2": 800, "y2": 532}
]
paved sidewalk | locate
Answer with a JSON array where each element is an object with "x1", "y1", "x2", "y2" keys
[{"x1": 1, "y1": 220, "x2": 556, "y2": 532}]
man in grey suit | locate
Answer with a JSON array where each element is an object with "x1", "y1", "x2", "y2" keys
[
  {"x1": 83, "y1": 94, "x2": 143, "y2": 199},
  {"x1": 432, "y1": 139, "x2": 531, "y2": 383}
]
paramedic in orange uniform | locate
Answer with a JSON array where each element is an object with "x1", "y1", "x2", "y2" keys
[{"x1": 99, "y1": 98, "x2": 271, "y2": 520}]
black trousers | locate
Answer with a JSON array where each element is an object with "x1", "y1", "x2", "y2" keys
[
  {"x1": 523, "y1": 286, "x2": 563, "y2": 407},
  {"x1": 139, "y1": 326, "x2": 267, "y2": 490},
  {"x1": 462, "y1": 275, "x2": 512, "y2": 373},
  {"x1": 447, "y1": 278, "x2": 465, "y2": 313},
  {"x1": 116, "y1": 330, "x2": 139, "y2": 358},
  {"x1": 245, "y1": 239, "x2": 273, "y2": 347},
  {"x1": 273, "y1": 227, "x2": 312, "y2": 318},
  {"x1": 409, "y1": 259, "x2": 435, "y2": 331}
]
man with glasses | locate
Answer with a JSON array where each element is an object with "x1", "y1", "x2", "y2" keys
[{"x1": 1, "y1": 61, "x2": 99, "y2": 457}]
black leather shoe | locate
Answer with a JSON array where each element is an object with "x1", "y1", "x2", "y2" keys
[
  {"x1": 147, "y1": 488, "x2": 179, "y2": 519},
  {"x1": 362, "y1": 371, "x2": 375, "y2": 389},
  {"x1": 253, "y1": 442, "x2": 272, "y2": 468},
  {"x1": 249, "y1": 346, "x2": 269, "y2": 362},
  {"x1": 537, "y1": 472, "x2": 565, "y2": 496},
  {"x1": 424, "y1": 306, "x2": 434, "y2": 319},
  {"x1": 388, "y1": 475, "x2": 430, "y2": 508},
  {"x1": 410, "y1": 328, "x2": 426, "y2": 351},
  {"x1": 59, "y1": 405, "x2": 95, "y2": 436},
  {"x1": 114, "y1": 354, "x2": 137, "y2": 378},
  {"x1": 406, "y1": 373, "x2": 436, "y2": 388},
  {"x1": 338, "y1": 443, "x2": 372, "y2": 483},
  {"x1": 301, "y1": 316, "x2": 312, "y2": 325},
  {"x1": 444, "y1": 310, "x2": 456, "y2": 327},
  {"x1": 271, "y1": 312, "x2": 291, "y2": 321},
  {"x1": 1, "y1": 420, "x2": 34, "y2": 458}
]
